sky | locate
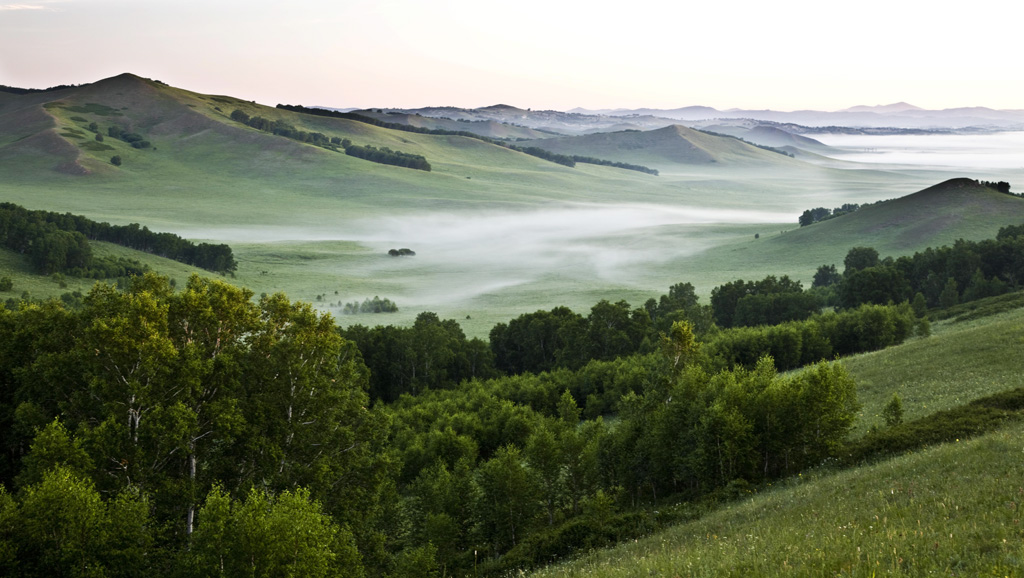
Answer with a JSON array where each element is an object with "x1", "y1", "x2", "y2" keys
[{"x1": 1, "y1": 0, "x2": 1022, "y2": 112}]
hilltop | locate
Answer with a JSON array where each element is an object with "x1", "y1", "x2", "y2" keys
[{"x1": 786, "y1": 178, "x2": 1024, "y2": 253}]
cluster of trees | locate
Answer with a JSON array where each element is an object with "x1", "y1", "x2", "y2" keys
[
  {"x1": 341, "y1": 296, "x2": 399, "y2": 315},
  {"x1": 709, "y1": 275, "x2": 818, "y2": 328},
  {"x1": 0, "y1": 275, "x2": 389, "y2": 576},
  {"x1": 0, "y1": 204, "x2": 147, "y2": 277},
  {"x1": 798, "y1": 203, "x2": 862, "y2": 226},
  {"x1": 106, "y1": 125, "x2": 151, "y2": 149},
  {"x1": 0, "y1": 203, "x2": 236, "y2": 275},
  {"x1": 388, "y1": 248, "x2": 416, "y2": 256},
  {"x1": 340, "y1": 312, "x2": 497, "y2": 402},
  {"x1": 978, "y1": 179, "x2": 1012, "y2": 194},
  {"x1": 231, "y1": 109, "x2": 431, "y2": 171},
  {"x1": 344, "y1": 144, "x2": 431, "y2": 171},
  {"x1": 814, "y1": 228, "x2": 1024, "y2": 310},
  {"x1": 276, "y1": 104, "x2": 658, "y2": 174}
]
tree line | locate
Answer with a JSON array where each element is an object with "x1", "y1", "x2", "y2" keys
[
  {"x1": 812, "y1": 225, "x2": 1024, "y2": 311},
  {"x1": 231, "y1": 109, "x2": 431, "y2": 171},
  {"x1": 0, "y1": 202, "x2": 237, "y2": 275}
]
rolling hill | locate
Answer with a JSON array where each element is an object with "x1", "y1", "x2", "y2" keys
[
  {"x1": 518, "y1": 125, "x2": 804, "y2": 170},
  {"x1": 672, "y1": 178, "x2": 1024, "y2": 294}
]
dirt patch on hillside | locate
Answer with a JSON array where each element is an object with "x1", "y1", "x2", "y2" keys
[{"x1": 0, "y1": 129, "x2": 90, "y2": 175}]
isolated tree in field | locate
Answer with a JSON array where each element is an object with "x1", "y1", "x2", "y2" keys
[
  {"x1": 110, "y1": 155, "x2": 121, "y2": 166},
  {"x1": 883, "y1": 393, "x2": 904, "y2": 427}
]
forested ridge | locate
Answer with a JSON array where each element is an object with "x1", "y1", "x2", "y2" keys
[{"x1": 3, "y1": 223, "x2": 1024, "y2": 576}]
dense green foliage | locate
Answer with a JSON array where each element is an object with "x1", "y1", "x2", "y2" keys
[
  {"x1": 0, "y1": 202, "x2": 236, "y2": 275},
  {"x1": 340, "y1": 312, "x2": 497, "y2": 402},
  {"x1": 344, "y1": 144, "x2": 431, "y2": 171},
  {"x1": 831, "y1": 226, "x2": 1024, "y2": 310},
  {"x1": 0, "y1": 275, "x2": 390, "y2": 575}
]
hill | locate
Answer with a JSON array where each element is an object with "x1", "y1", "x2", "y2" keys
[
  {"x1": 788, "y1": 178, "x2": 1024, "y2": 253},
  {"x1": 518, "y1": 125, "x2": 804, "y2": 170},
  {"x1": 664, "y1": 178, "x2": 1024, "y2": 295}
]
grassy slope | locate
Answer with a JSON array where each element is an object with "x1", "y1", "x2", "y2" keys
[
  {"x1": 845, "y1": 301, "x2": 1024, "y2": 434},
  {"x1": 530, "y1": 420, "x2": 1024, "y2": 577},
  {"x1": 531, "y1": 302, "x2": 1024, "y2": 577}
]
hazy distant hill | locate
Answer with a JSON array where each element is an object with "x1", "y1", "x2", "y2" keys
[
  {"x1": 698, "y1": 124, "x2": 836, "y2": 154},
  {"x1": 574, "y1": 104, "x2": 1024, "y2": 130},
  {"x1": 518, "y1": 124, "x2": 803, "y2": 169},
  {"x1": 370, "y1": 104, "x2": 688, "y2": 135},
  {"x1": 350, "y1": 109, "x2": 552, "y2": 140}
]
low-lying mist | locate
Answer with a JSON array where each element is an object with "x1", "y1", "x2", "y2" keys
[{"x1": 183, "y1": 203, "x2": 793, "y2": 307}]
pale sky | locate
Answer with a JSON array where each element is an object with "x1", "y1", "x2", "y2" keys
[{"x1": 1, "y1": 0, "x2": 1021, "y2": 112}]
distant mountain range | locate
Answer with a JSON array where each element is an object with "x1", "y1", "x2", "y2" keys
[
  {"x1": 568, "y1": 103, "x2": 1024, "y2": 131},
  {"x1": 358, "y1": 102, "x2": 1024, "y2": 137}
]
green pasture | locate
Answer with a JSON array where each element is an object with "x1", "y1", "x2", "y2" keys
[{"x1": 844, "y1": 301, "x2": 1024, "y2": 435}]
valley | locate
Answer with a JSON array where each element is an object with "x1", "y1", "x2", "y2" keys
[{"x1": 4, "y1": 74, "x2": 1022, "y2": 336}]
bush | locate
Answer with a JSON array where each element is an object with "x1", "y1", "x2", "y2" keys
[
  {"x1": 0, "y1": 276, "x2": 12, "y2": 291},
  {"x1": 110, "y1": 155, "x2": 121, "y2": 166}
]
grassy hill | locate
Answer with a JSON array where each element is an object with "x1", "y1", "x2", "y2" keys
[
  {"x1": 670, "y1": 178, "x2": 1024, "y2": 293},
  {"x1": 519, "y1": 125, "x2": 806, "y2": 170}
]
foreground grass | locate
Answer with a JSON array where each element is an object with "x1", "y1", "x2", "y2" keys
[{"x1": 531, "y1": 420, "x2": 1024, "y2": 577}]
